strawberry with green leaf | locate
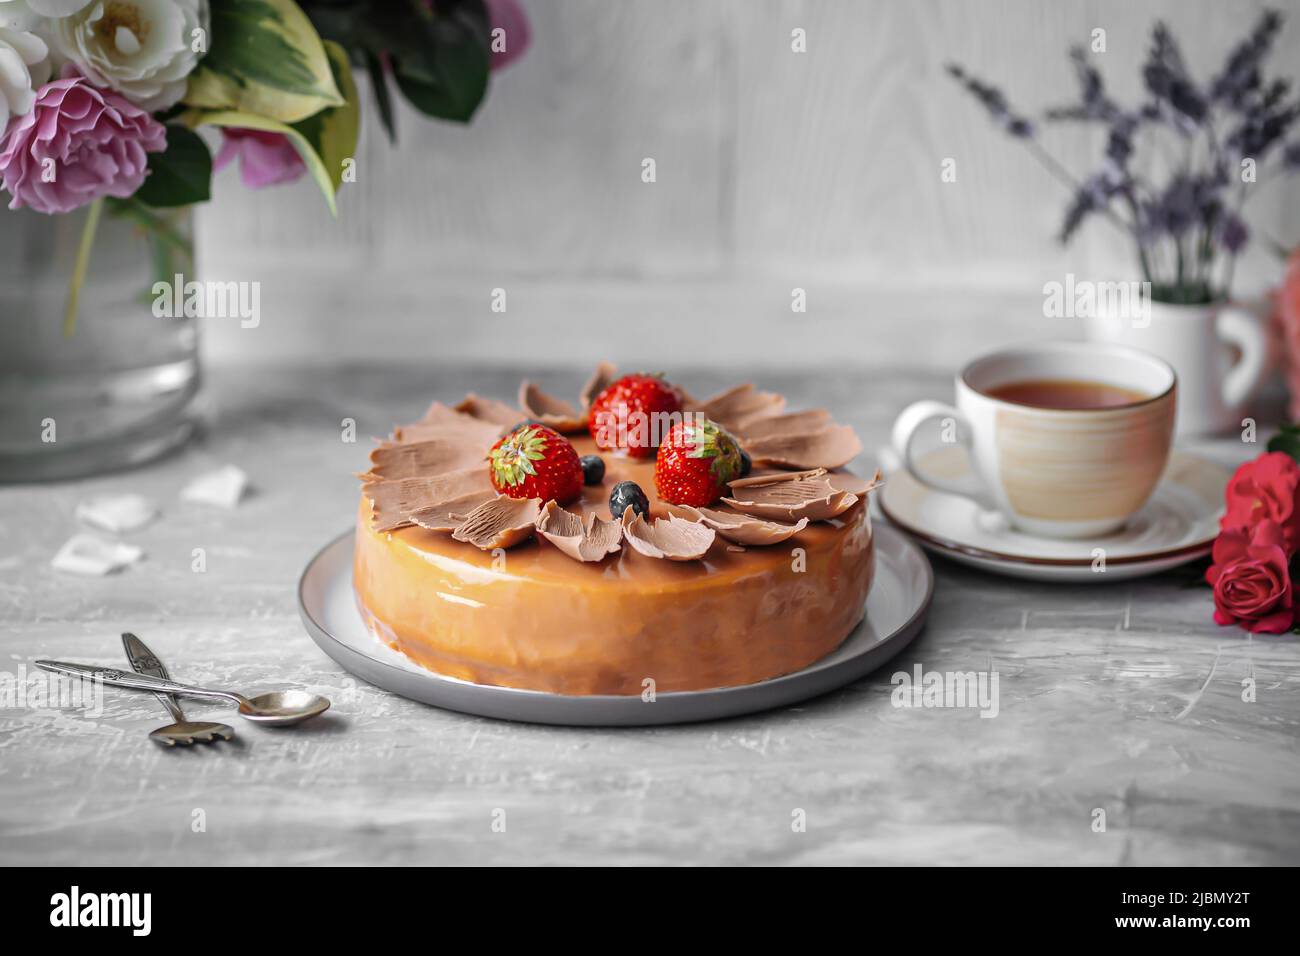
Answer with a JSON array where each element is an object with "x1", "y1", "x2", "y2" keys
[
  {"x1": 489, "y1": 424, "x2": 583, "y2": 505},
  {"x1": 654, "y1": 418, "x2": 744, "y2": 507}
]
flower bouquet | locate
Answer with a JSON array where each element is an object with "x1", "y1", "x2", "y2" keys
[
  {"x1": 948, "y1": 9, "x2": 1299, "y2": 305},
  {"x1": 0, "y1": 0, "x2": 529, "y2": 329}
]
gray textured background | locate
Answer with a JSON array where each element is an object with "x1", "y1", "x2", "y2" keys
[{"x1": 197, "y1": 0, "x2": 1300, "y2": 370}]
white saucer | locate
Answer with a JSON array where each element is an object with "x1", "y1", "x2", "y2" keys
[
  {"x1": 878, "y1": 448, "x2": 1229, "y2": 582},
  {"x1": 297, "y1": 524, "x2": 933, "y2": 726}
]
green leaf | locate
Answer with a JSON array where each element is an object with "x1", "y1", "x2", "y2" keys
[
  {"x1": 134, "y1": 125, "x2": 212, "y2": 208},
  {"x1": 292, "y1": 41, "x2": 359, "y2": 195},
  {"x1": 301, "y1": 0, "x2": 490, "y2": 126},
  {"x1": 1267, "y1": 424, "x2": 1300, "y2": 463},
  {"x1": 184, "y1": 109, "x2": 339, "y2": 216},
  {"x1": 184, "y1": 0, "x2": 343, "y2": 123},
  {"x1": 205, "y1": 0, "x2": 325, "y2": 94},
  {"x1": 391, "y1": 0, "x2": 490, "y2": 122}
]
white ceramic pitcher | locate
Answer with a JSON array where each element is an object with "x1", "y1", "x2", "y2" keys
[{"x1": 1085, "y1": 298, "x2": 1267, "y2": 437}]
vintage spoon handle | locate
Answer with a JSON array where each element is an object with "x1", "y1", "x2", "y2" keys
[
  {"x1": 121, "y1": 633, "x2": 185, "y2": 722},
  {"x1": 34, "y1": 660, "x2": 244, "y2": 706}
]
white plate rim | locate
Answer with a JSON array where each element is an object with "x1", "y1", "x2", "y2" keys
[{"x1": 296, "y1": 524, "x2": 934, "y2": 726}]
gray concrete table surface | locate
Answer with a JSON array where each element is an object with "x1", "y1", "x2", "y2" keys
[{"x1": 1, "y1": 364, "x2": 1297, "y2": 866}]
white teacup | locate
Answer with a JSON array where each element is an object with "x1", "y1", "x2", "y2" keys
[{"x1": 891, "y1": 342, "x2": 1177, "y2": 539}]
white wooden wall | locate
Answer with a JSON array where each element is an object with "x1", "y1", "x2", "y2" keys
[{"x1": 197, "y1": 0, "x2": 1300, "y2": 370}]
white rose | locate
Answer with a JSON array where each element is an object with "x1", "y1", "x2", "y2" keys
[
  {"x1": 0, "y1": 25, "x2": 49, "y2": 132},
  {"x1": 48, "y1": 0, "x2": 208, "y2": 111},
  {"x1": 0, "y1": 1, "x2": 36, "y2": 30},
  {"x1": 1, "y1": 0, "x2": 93, "y2": 29}
]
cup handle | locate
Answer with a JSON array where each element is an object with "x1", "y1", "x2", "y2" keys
[
  {"x1": 890, "y1": 400, "x2": 990, "y2": 503},
  {"x1": 1218, "y1": 304, "x2": 1267, "y2": 411}
]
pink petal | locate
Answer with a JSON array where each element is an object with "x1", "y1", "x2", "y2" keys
[{"x1": 485, "y1": 0, "x2": 531, "y2": 70}]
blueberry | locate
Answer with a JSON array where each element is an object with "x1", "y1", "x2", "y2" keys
[
  {"x1": 580, "y1": 455, "x2": 605, "y2": 485},
  {"x1": 609, "y1": 480, "x2": 649, "y2": 521},
  {"x1": 738, "y1": 448, "x2": 753, "y2": 478}
]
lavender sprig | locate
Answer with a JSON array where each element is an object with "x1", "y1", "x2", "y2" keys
[
  {"x1": 1211, "y1": 10, "x2": 1283, "y2": 107},
  {"x1": 1219, "y1": 211, "x2": 1250, "y2": 254},
  {"x1": 1225, "y1": 96, "x2": 1300, "y2": 162},
  {"x1": 947, "y1": 8, "x2": 1298, "y2": 302},
  {"x1": 945, "y1": 64, "x2": 1033, "y2": 137},
  {"x1": 1142, "y1": 21, "x2": 1208, "y2": 131},
  {"x1": 1046, "y1": 46, "x2": 1119, "y2": 122}
]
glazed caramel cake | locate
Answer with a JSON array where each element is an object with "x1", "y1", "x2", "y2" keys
[{"x1": 354, "y1": 364, "x2": 879, "y2": 695}]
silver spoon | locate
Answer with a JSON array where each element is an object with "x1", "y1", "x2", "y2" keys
[
  {"x1": 36, "y1": 659, "x2": 331, "y2": 727},
  {"x1": 121, "y1": 633, "x2": 234, "y2": 747}
]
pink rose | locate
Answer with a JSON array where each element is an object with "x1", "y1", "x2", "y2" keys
[
  {"x1": 0, "y1": 73, "x2": 165, "y2": 214},
  {"x1": 1276, "y1": 248, "x2": 1300, "y2": 418},
  {"x1": 485, "y1": 0, "x2": 531, "y2": 71},
  {"x1": 1219, "y1": 451, "x2": 1300, "y2": 555},
  {"x1": 1206, "y1": 520, "x2": 1295, "y2": 634},
  {"x1": 213, "y1": 128, "x2": 306, "y2": 190}
]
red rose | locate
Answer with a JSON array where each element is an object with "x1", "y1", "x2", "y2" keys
[
  {"x1": 1220, "y1": 451, "x2": 1300, "y2": 554},
  {"x1": 1206, "y1": 520, "x2": 1295, "y2": 633}
]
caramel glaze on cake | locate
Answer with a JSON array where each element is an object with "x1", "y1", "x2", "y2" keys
[{"x1": 354, "y1": 372, "x2": 877, "y2": 696}]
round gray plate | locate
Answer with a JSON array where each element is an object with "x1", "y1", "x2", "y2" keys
[{"x1": 297, "y1": 524, "x2": 934, "y2": 726}]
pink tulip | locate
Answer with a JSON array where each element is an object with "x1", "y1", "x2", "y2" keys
[
  {"x1": 213, "y1": 128, "x2": 306, "y2": 190},
  {"x1": 486, "y1": 0, "x2": 531, "y2": 71}
]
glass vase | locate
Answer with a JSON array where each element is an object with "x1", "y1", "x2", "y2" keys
[{"x1": 0, "y1": 203, "x2": 200, "y2": 482}]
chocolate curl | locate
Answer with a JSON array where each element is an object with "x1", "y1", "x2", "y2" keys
[
  {"x1": 519, "y1": 381, "x2": 586, "y2": 433},
  {"x1": 621, "y1": 509, "x2": 715, "y2": 561},
  {"x1": 668, "y1": 504, "x2": 808, "y2": 546},
  {"x1": 451, "y1": 495, "x2": 542, "y2": 550},
  {"x1": 536, "y1": 501, "x2": 623, "y2": 562},
  {"x1": 722, "y1": 468, "x2": 859, "y2": 522}
]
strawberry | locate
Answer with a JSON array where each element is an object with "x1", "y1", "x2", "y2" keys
[
  {"x1": 489, "y1": 424, "x2": 583, "y2": 504},
  {"x1": 654, "y1": 418, "x2": 744, "y2": 507},
  {"x1": 587, "y1": 373, "x2": 684, "y2": 459}
]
